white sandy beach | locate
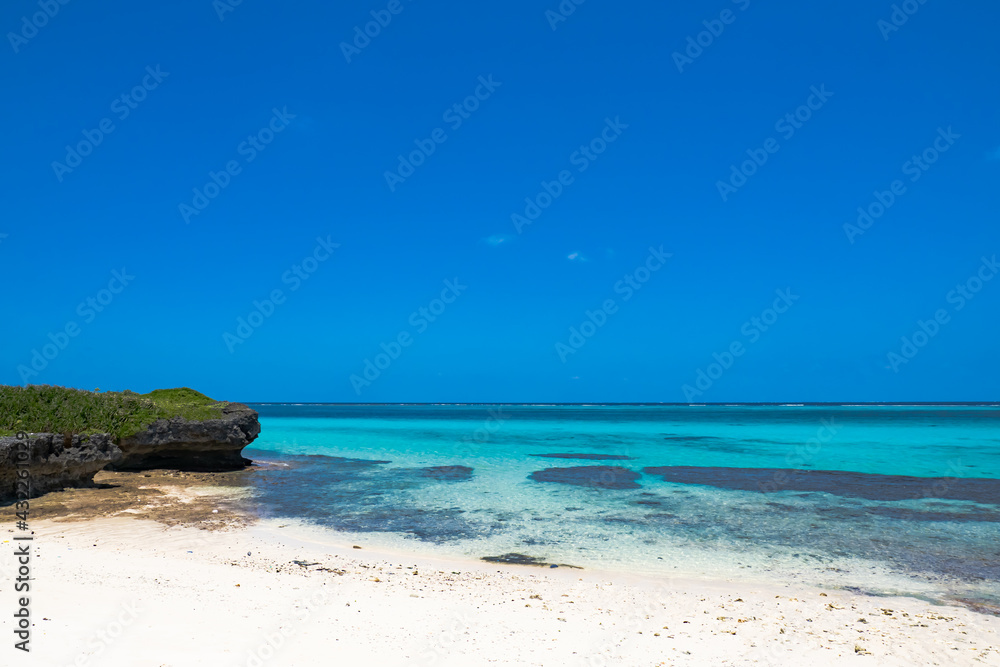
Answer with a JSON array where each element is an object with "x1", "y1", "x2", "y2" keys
[{"x1": 4, "y1": 515, "x2": 999, "y2": 667}]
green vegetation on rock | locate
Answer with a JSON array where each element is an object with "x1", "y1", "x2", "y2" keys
[
  {"x1": 0, "y1": 385, "x2": 228, "y2": 440},
  {"x1": 141, "y1": 387, "x2": 227, "y2": 422}
]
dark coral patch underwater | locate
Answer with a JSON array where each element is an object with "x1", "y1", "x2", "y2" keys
[{"x1": 529, "y1": 465, "x2": 641, "y2": 489}]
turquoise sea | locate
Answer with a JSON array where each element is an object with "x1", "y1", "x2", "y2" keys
[{"x1": 243, "y1": 404, "x2": 1000, "y2": 608}]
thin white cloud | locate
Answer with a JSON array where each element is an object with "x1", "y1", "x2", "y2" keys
[{"x1": 482, "y1": 234, "x2": 513, "y2": 247}]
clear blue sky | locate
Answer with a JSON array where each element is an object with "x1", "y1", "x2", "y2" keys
[{"x1": 2, "y1": 0, "x2": 998, "y2": 402}]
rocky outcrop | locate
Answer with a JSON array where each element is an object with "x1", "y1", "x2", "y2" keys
[
  {"x1": 0, "y1": 433, "x2": 122, "y2": 501},
  {"x1": 110, "y1": 402, "x2": 260, "y2": 471}
]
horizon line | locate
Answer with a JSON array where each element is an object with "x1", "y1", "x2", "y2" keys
[{"x1": 240, "y1": 401, "x2": 1000, "y2": 406}]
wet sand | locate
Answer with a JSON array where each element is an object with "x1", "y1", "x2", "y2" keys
[{"x1": 3, "y1": 469, "x2": 1000, "y2": 666}]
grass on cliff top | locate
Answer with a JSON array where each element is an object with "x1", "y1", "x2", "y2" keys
[
  {"x1": 0, "y1": 385, "x2": 228, "y2": 440},
  {"x1": 142, "y1": 387, "x2": 228, "y2": 421}
]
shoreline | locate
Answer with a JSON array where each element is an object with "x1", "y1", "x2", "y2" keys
[
  {"x1": 4, "y1": 471, "x2": 1000, "y2": 665},
  {"x1": 20, "y1": 467, "x2": 1000, "y2": 597},
  {"x1": 19, "y1": 466, "x2": 1000, "y2": 607}
]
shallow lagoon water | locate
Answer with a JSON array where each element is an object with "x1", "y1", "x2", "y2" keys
[{"x1": 243, "y1": 404, "x2": 1000, "y2": 607}]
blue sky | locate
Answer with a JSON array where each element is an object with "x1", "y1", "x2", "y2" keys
[{"x1": 2, "y1": 0, "x2": 998, "y2": 402}]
